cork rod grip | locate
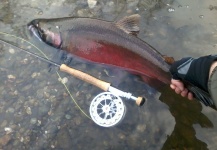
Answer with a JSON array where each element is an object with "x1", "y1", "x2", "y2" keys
[{"x1": 60, "y1": 64, "x2": 111, "y2": 91}]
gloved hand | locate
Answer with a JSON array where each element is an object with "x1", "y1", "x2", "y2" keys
[
  {"x1": 170, "y1": 55, "x2": 217, "y2": 92},
  {"x1": 169, "y1": 55, "x2": 217, "y2": 106}
]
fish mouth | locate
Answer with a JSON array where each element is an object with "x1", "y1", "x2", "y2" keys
[{"x1": 27, "y1": 20, "x2": 46, "y2": 42}]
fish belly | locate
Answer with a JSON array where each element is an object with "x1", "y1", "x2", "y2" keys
[{"x1": 61, "y1": 34, "x2": 171, "y2": 86}]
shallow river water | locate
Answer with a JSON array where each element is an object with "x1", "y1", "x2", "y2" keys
[{"x1": 0, "y1": 0, "x2": 217, "y2": 149}]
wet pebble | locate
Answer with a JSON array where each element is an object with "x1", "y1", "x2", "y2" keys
[
  {"x1": 75, "y1": 91, "x2": 80, "y2": 97},
  {"x1": 37, "y1": 120, "x2": 41, "y2": 126},
  {"x1": 23, "y1": 136, "x2": 30, "y2": 144},
  {"x1": 26, "y1": 107, "x2": 32, "y2": 115},
  {"x1": 209, "y1": 5, "x2": 217, "y2": 11},
  {"x1": 7, "y1": 74, "x2": 16, "y2": 80},
  {"x1": 88, "y1": 0, "x2": 97, "y2": 9},
  {"x1": 36, "y1": 89, "x2": 44, "y2": 99},
  {"x1": 13, "y1": 113, "x2": 23, "y2": 123},
  {"x1": 74, "y1": 117, "x2": 81, "y2": 125},
  {"x1": 102, "y1": 1, "x2": 115, "y2": 13},
  {"x1": 6, "y1": 107, "x2": 15, "y2": 113},
  {"x1": 30, "y1": 118, "x2": 37, "y2": 124},
  {"x1": 31, "y1": 72, "x2": 40, "y2": 78},
  {"x1": 86, "y1": 93, "x2": 92, "y2": 100},
  {"x1": 13, "y1": 138, "x2": 20, "y2": 147},
  {"x1": 106, "y1": 1, "x2": 114, "y2": 7},
  {"x1": 0, "y1": 134, "x2": 11, "y2": 146},
  {"x1": 136, "y1": 124, "x2": 146, "y2": 132},
  {"x1": 118, "y1": 133, "x2": 126, "y2": 140},
  {"x1": 28, "y1": 99, "x2": 36, "y2": 105},
  {"x1": 38, "y1": 105, "x2": 49, "y2": 116},
  {"x1": 20, "y1": 58, "x2": 28, "y2": 64},
  {"x1": 4, "y1": 127, "x2": 12, "y2": 134},
  {"x1": 44, "y1": 92, "x2": 50, "y2": 99},
  {"x1": 51, "y1": 145, "x2": 55, "y2": 149},
  {"x1": 11, "y1": 90, "x2": 18, "y2": 96},
  {"x1": 1, "y1": 120, "x2": 8, "y2": 128},
  {"x1": 19, "y1": 128, "x2": 25, "y2": 134},
  {"x1": 38, "y1": 10, "x2": 43, "y2": 15},
  {"x1": 167, "y1": 7, "x2": 175, "y2": 12},
  {"x1": 48, "y1": 109, "x2": 52, "y2": 116},
  {"x1": 21, "y1": 84, "x2": 32, "y2": 92},
  {"x1": 65, "y1": 114, "x2": 71, "y2": 120},
  {"x1": 19, "y1": 138, "x2": 25, "y2": 145},
  {"x1": 14, "y1": 103, "x2": 22, "y2": 110},
  {"x1": 199, "y1": 15, "x2": 204, "y2": 19},
  {"x1": 61, "y1": 77, "x2": 68, "y2": 84},
  {"x1": 9, "y1": 48, "x2": 15, "y2": 54}
]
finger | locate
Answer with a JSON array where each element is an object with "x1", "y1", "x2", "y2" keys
[
  {"x1": 180, "y1": 89, "x2": 188, "y2": 97},
  {"x1": 171, "y1": 79, "x2": 185, "y2": 91},
  {"x1": 170, "y1": 84, "x2": 176, "y2": 89},
  {"x1": 175, "y1": 87, "x2": 182, "y2": 94},
  {"x1": 187, "y1": 92, "x2": 194, "y2": 100}
]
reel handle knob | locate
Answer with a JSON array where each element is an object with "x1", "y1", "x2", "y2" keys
[
  {"x1": 136, "y1": 97, "x2": 146, "y2": 106},
  {"x1": 60, "y1": 64, "x2": 110, "y2": 91}
]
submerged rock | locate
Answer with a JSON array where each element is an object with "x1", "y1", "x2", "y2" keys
[
  {"x1": 88, "y1": 0, "x2": 97, "y2": 9},
  {"x1": 0, "y1": 134, "x2": 11, "y2": 147}
]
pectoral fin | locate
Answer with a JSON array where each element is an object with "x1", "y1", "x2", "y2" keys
[{"x1": 115, "y1": 14, "x2": 140, "y2": 35}]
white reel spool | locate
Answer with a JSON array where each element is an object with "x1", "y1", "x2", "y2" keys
[{"x1": 89, "y1": 92, "x2": 126, "y2": 127}]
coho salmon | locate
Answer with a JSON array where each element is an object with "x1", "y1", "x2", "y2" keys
[{"x1": 28, "y1": 14, "x2": 171, "y2": 88}]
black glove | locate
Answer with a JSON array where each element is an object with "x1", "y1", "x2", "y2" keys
[
  {"x1": 170, "y1": 55, "x2": 217, "y2": 107},
  {"x1": 170, "y1": 55, "x2": 217, "y2": 92}
]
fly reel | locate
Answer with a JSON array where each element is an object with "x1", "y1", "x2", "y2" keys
[{"x1": 89, "y1": 92, "x2": 126, "y2": 127}]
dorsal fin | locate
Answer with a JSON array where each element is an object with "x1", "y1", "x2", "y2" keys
[{"x1": 115, "y1": 14, "x2": 140, "y2": 35}]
